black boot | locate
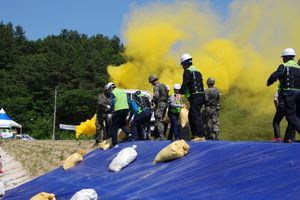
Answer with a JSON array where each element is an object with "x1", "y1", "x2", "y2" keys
[
  {"x1": 214, "y1": 132, "x2": 220, "y2": 140},
  {"x1": 155, "y1": 133, "x2": 165, "y2": 141},
  {"x1": 206, "y1": 134, "x2": 214, "y2": 140},
  {"x1": 93, "y1": 140, "x2": 100, "y2": 147}
]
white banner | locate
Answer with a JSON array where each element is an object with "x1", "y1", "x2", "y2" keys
[
  {"x1": 1, "y1": 132, "x2": 14, "y2": 139},
  {"x1": 59, "y1": 124, "x2": 77, "y2": 130}
]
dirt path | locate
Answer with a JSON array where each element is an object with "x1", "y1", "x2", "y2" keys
[{"x1": 0, "y1": 147, "x2": 31, "y2": 191}]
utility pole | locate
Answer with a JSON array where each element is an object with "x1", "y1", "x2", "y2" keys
[{"x1": 52, "y1": 86, "x2": 57, "y2": 140}]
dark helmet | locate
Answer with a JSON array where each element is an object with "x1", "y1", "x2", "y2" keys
[
  {"x1": 148, "y1": 75, "x2": 158, "y2": 83},
  {"x1": 206, "y1": 77, "x2": 215, "y2": 85},
  {"x1": 135, "y1": 90, "x2": 142, "y2": 96}
]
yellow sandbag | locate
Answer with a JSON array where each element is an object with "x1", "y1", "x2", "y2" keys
[
  {"x1": 153, "y1": 139, "x2": 190, "y2": 164},
  {"x1": 118, "y1": 124, "x2": 131, "y2": 141},
  {"x1": 98, "y1": 133, "x2": 127, "y2": 150},
  {"x1": 98, "y1": 137, "x2": 113, "y2": 150},
  {"x1": 179, "y1": 107, "x2": 189, "y2": 127},
  {"x1": 63, "y1": 151, "x2": 85, "y2": 170},
  {"x1": 30, "y1": 192, "x2": 56, "y2": 200},
  {"x1": 163, "y1": 107, "x2": 170, "y2": 123}
]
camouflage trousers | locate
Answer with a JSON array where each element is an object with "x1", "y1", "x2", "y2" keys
[
  {"x1": 95, "y1": 116, "x2": 111, "y2": 141},
  {"x1": 154, "y1": 102, "x2": 168, "y2": 138},
  {"x1": 202, "y1": 107, "x2": 220, "y2": 138}
]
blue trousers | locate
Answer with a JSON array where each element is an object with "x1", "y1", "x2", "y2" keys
[
  {"x1": 111, "y1": 109, "x2": 131, "y2": 145},
  {"x1": 131, "y1": 110, "x2": 152, "y2": 140},
  {"x1": 168, "y1": 111, "x2": 180, "y2": 140}
]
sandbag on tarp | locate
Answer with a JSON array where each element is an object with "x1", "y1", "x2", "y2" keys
[
  {"x1": 70, "y1": 189, "x2": 98, "y2": 200},
  {"x1": 98, "y1": 138, "x2": 113, "y2": 150},
  {"x1": 153, "y1": 139, "x2": 190, "y2": 164},
  {"x1": 118, "y1": 124, "x2": 130, "y2": 141},
  {"x1": 98, "y1": 134, "x2": 126, "y2": 150},
  {"x1": 109, "y1": 145, "x2": 137, "y2": 172},
  {"x1": 63, "y1": 150, "x2": 85, "y2": 170},
  {"x1": 30, "y1": 192, "x2": 56, "y2": 200}
]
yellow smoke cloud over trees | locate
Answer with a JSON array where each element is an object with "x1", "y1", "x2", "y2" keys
[{"x1": 107, "y1": 0, "x2": 300, "y2": 116}]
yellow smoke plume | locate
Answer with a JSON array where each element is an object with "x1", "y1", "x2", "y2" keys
[
  {"x1": 107, "y1": 0, "x2": 300, "y2": 116},
  {"x1": 75, "y1": 115, "x2": 96, "y2": 138}
]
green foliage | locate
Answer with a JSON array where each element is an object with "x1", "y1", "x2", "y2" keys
[
  {"x1": 25, "y1": 114, "x2": 53, "y2": 140},
  {"x1": 0, "y1": 21, "x2": 125, "y2": 139},
  {"x1": 57, "y1": 130, "x2": 77, "y2": 140},
  {"x1": 219, "y1": 88, "x2": 274, "y2": 141}
]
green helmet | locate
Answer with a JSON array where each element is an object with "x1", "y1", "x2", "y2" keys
[
  {"x1": 148, "y1": 75, "x2": 158, "y2": 83},
  {"x1": 207, "y1": 77, "x2": 215, "y2": 85}
]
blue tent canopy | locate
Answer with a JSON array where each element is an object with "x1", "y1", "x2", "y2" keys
[
  {"x1": 0, "y1": 108, "x2": 22, "y2": 129},
  {"x1": 4, "y1": 140, "x2": 300, "y2": 199}
]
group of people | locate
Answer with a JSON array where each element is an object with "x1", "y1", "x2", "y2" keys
[
  {"x1": 267, "y1": 48, "x2": 300, "y2": 143},
  {"x1": 93, "y1": 47, "x2": 300, "y2": 146},
  {"x1": 93, "y1": 53, "x2": 221, "y2": 148}
]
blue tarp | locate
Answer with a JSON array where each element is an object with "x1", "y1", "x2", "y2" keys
[{"x1": 4, "y1": 140, "x2": 300, "y2": 199}]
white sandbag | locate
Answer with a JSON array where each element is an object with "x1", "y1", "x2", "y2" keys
[
  {"x1": 70, "y1": 189, "x2": 98, "y2": 200},
  {"x1": 109, "y1": 145, "x2": 137, "y2": 172}
]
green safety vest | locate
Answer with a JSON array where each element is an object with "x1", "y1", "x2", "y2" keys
[
  {"x1": 111, "y1": 88, "x2": 129, "y2": 111},
  {"x1": 170, "y1": 93, "x2": 183, "y2": 113}
]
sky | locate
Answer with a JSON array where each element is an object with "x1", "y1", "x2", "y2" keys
[
  {"x1": 1, "y1": 0, "x2": 231, "y2": 41},
  {"x1": 2, "y1": 0, "x2": 300, "y2": 118}
]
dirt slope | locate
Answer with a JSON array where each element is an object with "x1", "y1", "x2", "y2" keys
[{"x1": 0, "y1": 140, "x2": 96, "y2": 190}]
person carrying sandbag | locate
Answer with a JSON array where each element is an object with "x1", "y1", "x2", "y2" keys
[{"x1": 167, "y1": 84, "x2": 185, "y2": 140}]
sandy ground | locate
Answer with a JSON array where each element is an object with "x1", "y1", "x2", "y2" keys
[{"x1": 0, "y1": 147, "x2": 31, "y2": 191}]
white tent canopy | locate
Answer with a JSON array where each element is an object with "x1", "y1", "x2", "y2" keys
[{"x1": 0, "y1": 108, "x2": 22, "y2": 129}]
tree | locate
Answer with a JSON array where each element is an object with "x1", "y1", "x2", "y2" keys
[{"x1": 0, "y1": 22, "x2": 126, "y2": 139}]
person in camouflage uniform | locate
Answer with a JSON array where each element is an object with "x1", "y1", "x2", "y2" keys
[
  {"x1": 94, "y1": 86, "x2": 111, "y2": 146},
  {"x1": 148, "y1": 75, "x2": 169, "y2": 141},
  {"x1": 202, "y1": 77, "x2": 221, "y2": 140}
]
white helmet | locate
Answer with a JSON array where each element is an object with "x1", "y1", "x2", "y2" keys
[
  {"x1": 281, "y1": 48, "x2": 296, "y2": 57},
  {"x1": 166, "y1": 85, "x2": 170, "y2": 91},
  {"x1": 173, "y1": 83, "x2": 181, "y2": 90},
  {"x1": 104, "y1": 82, "x2": 115, "y2": 90},
  {"x1": 180, "y1": 53, "x2": 192, "y2": 64}
]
